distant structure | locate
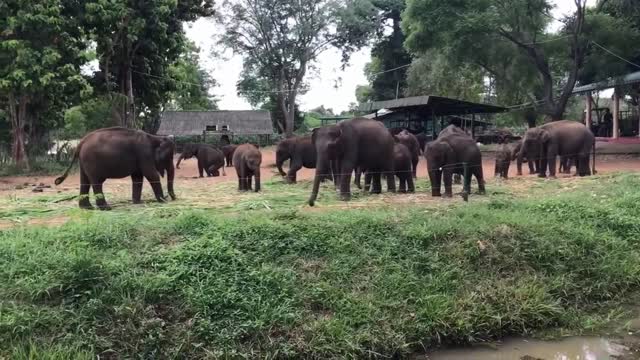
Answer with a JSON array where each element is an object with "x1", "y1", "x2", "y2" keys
[
  {"x1": 157, "y1": 110, "x2": 274, "y2": 145},
  {"x1": 358, "y1": 95, "x2": 507, "y2": 140}
]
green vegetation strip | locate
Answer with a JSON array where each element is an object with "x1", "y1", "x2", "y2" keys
[{"x1": 1, "y1": 174, "x2": 640, "y2": 358}]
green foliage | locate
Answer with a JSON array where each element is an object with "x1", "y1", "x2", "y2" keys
[
  {"x1": 2, "y1": 174, "x2": 640, "y2": 357},
  {"x1": 406, "y1": 53, "x2": 484, "y2": 100},
  {"x1": 166, "y1": 42, "x2": 218, "y2": 111},
  {"x1": 62, "y1": 97, "x2": 116, "y2": 140}
]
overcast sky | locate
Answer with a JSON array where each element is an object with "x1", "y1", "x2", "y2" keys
[{"x1": 185, "y1": 0, "x2": 599, "y2": 113}]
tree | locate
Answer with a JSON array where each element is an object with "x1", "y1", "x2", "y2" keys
[
  {"x1": 0, "y1": 0, "x2": 91, "y2": 169},
  {"x1": 84, "y1": 0, "x2": 214, "y2": 128},
  {"x1": 221, "y1": 0, "x2": 355, "y2": 137},
  {"x1": 403, "y1": 0, "x2": 610, "y2": 120},
  {"x1": 166, "y1": 42, "x2": 218, "y2": 111},
  {"x1": 405, "y1": 53, "x2": 485, "y2": 102}
]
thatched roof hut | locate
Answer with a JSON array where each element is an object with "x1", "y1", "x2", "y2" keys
[{"x1": 157, "y1": 111, "x2": 273, "y2": 137}]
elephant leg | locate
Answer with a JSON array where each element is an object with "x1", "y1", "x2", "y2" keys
[
  {"x1": 339, "y1": 165, "x2": 353, "y2": 201},
  {"x1": 142, "y1": 165, "x2": 166, "y2": 202},
  {"x1": 247, "y1": 171, "x2": 253, "y2": 191},
  {"x1": 92, "y1": 181, "x2": 111, "y2": 211},
  {"x1": 443, "y1": 168, "x2": 454, "y2": 197},
  {"x1": 385, "y1": 172, "x2": 396, "y2": 193},
  {"x1": 430, "y1": 169, "x2": 442, "y2": 197},
  {"x1": 453, "y1": 174, "x2": 462, "y2": 185},
  {"x1": 237, "y1": 168, "x2": 245, "y2": 191},
  {"x1": 131, "y1": 174, "x2": 143, "y2": 204},
  {"x1": 79, "y1": 168, "x2": 93, "y2": 210},
  {"x1": 288, "y1": 161, "x2": 302, "y2": 184},
  {"x1": 254, "y1": 170, "x2": 261, "y2": 192},
  {"x1": 528, "y1": 159, "x2": 536, "y2": 175},
  {"x1": 370, "y1": 173, "x2": 382, "y2": 194},
  {"x1": 475, "y1": 168, "x2": 486, "y2": 195},
  {"x1": 354, "y1": 167, "x2": 362, "y2": 189},
  {"x1": 364, "y1": 171, "x2": 372, "y2": 193},
  {"x1": 503, "y1": 162, "x2": 510, "y2": 179},
  {"x1": 547, "y1": 146, "x2": 558, "y2": 178},
  {"x1": 221, "y1": 165, "x2": 226, "y2": 176},
  {"x1": 412, "y1": 157, "x2": 419, "y2": 179},
  {"x1": 398, "y1": 175, "x2": 406, "y2": 193},
  {"x1": 407, "y1": 174, "x2": 415, "y2": 193}
]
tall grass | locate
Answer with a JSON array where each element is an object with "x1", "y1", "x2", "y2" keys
[{"x1": 1, "y1": 174, "x2": 640, "y2": 358}]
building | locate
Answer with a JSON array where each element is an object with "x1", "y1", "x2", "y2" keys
[
  {"x1": 573, "y1": 71, "x2": 640, "y2": 140},
  {"x1": 157, "y1": 110, "x2": 274, "y2": 145},
  {"x1": 358, "y1": 95, "x2": 507, "y2": 140}
]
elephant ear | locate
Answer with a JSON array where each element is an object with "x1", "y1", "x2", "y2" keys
[{"x1": 540, "y1": 129, "x2": 551, "y2": 145}]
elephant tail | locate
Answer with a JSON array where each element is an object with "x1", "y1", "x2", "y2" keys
[{"x1": 54, "y1": 143, "x2": 81, "y2": 186}]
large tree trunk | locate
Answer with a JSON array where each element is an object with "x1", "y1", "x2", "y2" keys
[
  {"x1": 8, "y1": 94, "x2": 30, "y2": 170},
  {"x1": 126, "y1": 65, "x2": 135, "y2": 128},
  {"x1": 285, "y1": 92, "x2": 296, "y2": 138}
]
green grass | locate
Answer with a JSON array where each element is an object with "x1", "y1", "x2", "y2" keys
[{"x1": 1, "y1": 174, "x2": 640, "y2": 358}]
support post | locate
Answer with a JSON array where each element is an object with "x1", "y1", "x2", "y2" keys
[
  {"x1": 462, "y1": 162, "x2": 470, "y2": 202},
  {"x1": 585, "y1": 93, "x2": 592, "y2": 131},
  {"x1": 613, "y1": 91, "x2": 620, "y2": 139},
  {"x1": 471, "y1": 114, "x2": 476, "y2": 139}
]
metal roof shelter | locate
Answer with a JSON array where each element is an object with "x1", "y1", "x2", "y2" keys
[
  {"x1": 573, "y1": 71, "x2": 640, "y2": 140},
  {"x1": 157, "y1": 110, "x2": 273, "y2": 137},
  {"x1": 358, "y1": 95, "x2": 507, "y2": 116},
  {"x1": 573, "y1": 71, "x2": 640, "y2": 95},
  {"x1": 358, "y1": 95, "x2": 507, "y2": 139}
]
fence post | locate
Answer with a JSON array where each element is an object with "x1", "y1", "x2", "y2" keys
[{"x1": 462, "y1": 162, "x2": 470, "y2": 202}]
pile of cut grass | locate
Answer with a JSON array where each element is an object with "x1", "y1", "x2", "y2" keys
[{"x1": 1, "y1": 174, "x2": 640, "y2": 358}]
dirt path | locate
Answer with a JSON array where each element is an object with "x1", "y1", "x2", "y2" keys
[{"x1": 1, "y1": 148, "x2": 639, "y2": 194}]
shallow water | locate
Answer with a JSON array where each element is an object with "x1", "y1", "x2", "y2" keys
[{"x1": 423, "y1": 336, "x2": 629, "y2": 360}]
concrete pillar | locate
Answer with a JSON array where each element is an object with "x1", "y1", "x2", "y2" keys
[{"x1": 613, "y1": 92, "x2": 620, "y2": 139}]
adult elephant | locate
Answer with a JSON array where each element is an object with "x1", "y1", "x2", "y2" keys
[
  {"x1": 394, "y1": 130, "x2": 420, "y2": 178},
  {"x1": 425, "y1": 126, "x2": 485, "y2": 197},
  {"x1": 518, "y1": 120, "x2": 596, "y2": 178},
  {"x1": 275, "y1": 136, "x2": 322, "y2": 184},
  {"x1": 176, "y1": 143, "x2": 225, "y2": 177},
  {"x1": 55, "y1": 127, "x2": 176, "y2": 210},
  {"x1": 308, "y1": 118, "x2": 396, "y2": 206}
]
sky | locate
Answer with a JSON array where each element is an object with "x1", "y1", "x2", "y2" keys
[{"x1": 185, "y1": 0, "x2": 599, "y2": 113}]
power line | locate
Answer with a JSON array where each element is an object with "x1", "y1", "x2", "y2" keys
[{"x1": 591, "y1": 40, "x2": 640, "y2": 70}]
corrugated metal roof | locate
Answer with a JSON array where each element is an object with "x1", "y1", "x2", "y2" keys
[
  {"x1": 157, "y1": 111, "x2": 274, "y2": 136},
  {"x1": 358, "y1": 95, "x2": 507, "y2": 115},
  {"x1": 573, "y1": 71, "x2": 640, "y2": 94}
]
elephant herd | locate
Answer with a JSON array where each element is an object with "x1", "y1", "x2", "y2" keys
[{"x1": 55, "y1": 118, "x2": 597, "y2": 210}]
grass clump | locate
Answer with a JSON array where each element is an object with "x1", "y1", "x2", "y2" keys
[{"x1": 1, "y1": 173, "x2": 640, "y2": 357}]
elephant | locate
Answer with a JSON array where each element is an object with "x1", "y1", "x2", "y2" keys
[
  {"x1": 55, "y1": 127, "x2": 175, "y2": 210},
  {"x1": 221, "y1": 144, "x2": 237, "y2": 167},
  {"x1": 415, "y1": 133, "x2": 429, "y2": 155},
  {"x1": 275, "y1": 136, "x2": 324, "y2": 184},
  {"x1": 394, "y1": 130, "x2": 420, "y2": 179},
  {"x1": 518, "y1": 120, "x2": 596, "y2": 178},
  {"x1": 559, "y1": 156, "x2": 574, "y2": 174},
  {"x1": 176, "y1": 143, "x2": 226, "y2": 177},
  {"x1": 357, "y1": 143, "x2": 415, "y2": 193},
  {"x1": 233, "y1": 144, "x2": 262, "y2": 192},
  {"x1": 494, "y1": 143, "x2": 514, "y2": 179},
  {"x1": 425, "y1": 126, "x2": 485, "y2": 197},
  {"x1": 308, "y1": 118, "x2": 396, "y2": 206},
  {"x1": 514, "y1": 140, "x2": 540, "y2": 175}
]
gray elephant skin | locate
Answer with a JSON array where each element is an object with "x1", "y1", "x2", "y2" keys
[
  {"x1": 519, "y1": 120, "x2": 595, "y2": 178},
  {"x1": 55, "y1": 127, "x2": 176, "y2": 210},
  {"x1": 233, "y1": 144, "x2": 262, "y2": 192},
  {"x1": 425, "y1": 125, "x2": 485, "y2": 197},
  {"x1": 221, "y1": 144, "x2": 237, "y2": 167},
  {"x1": 275, "y1": 136, "x2": 321, "y2": 184},
  {"x1": 308, "y1": 118, "x2": 396, "y2": 206},
  {"x1": 394, "y1": 130, "x2": 420, "y2": 179},
  {"x1": 176, "y1": 143, "x2": 226, "y2": 177}
]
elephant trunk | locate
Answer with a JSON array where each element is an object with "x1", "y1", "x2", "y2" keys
[
  {"x1": 308, "y1": 155, "x2": 327, "y2": 207},
  {"x1": 175, "y1": 154, "x2": 184, "y2": 169},
  {"x1": 276, "y1": 154, "x2": 288, "y2": 177},
  {"x1": 516, "y1": 149, "x2": 524, "y2": 176}
]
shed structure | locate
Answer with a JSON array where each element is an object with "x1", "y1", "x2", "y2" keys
[
  {"x1": 573, "y1": 71, "x2": 640, "y2": 140},
  {"x1": 358, "y1": 95, "x2": 507, "y2": 140},
  {"x1": 157, "y1": 110, "x2": 274, "y2": 145}
]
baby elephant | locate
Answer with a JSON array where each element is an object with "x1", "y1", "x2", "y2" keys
[
  {"x1": 494, "y1": 143, "x2": 513, "y2": 179},
  {"x1": 221, "y1": 144, "x2": 237, "y2": 167},
  {"x1": 392, "y1": 143, "x2": 415, "y2": 193},
  {"x1": 233, "y1": 144, "x2": 262, "y2": 192},
  {"x1": 176, "y1": 143, "x2": 226, "y2": 177}
]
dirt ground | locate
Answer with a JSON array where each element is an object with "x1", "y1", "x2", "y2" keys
[{"x1": 1, "y1": 147, "x2": 638, "y2": 193}]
